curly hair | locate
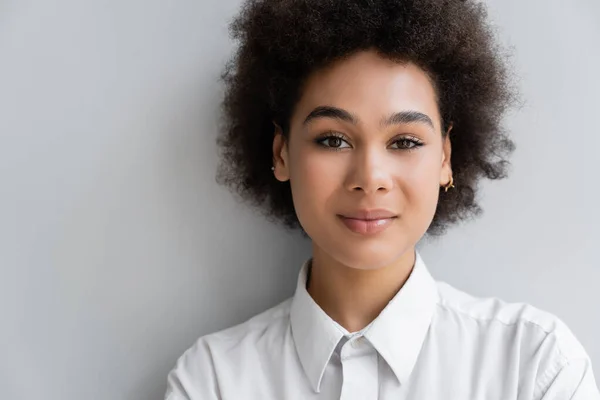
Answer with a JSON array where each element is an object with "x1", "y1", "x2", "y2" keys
[{"x1": 216, "y1": 0, "x2": 518, "y2": 237}]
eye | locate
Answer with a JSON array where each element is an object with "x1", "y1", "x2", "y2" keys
[
  {"x1": 390, "y1": 137, "x2": 424, "y2": 150},
  {"x1": 315, "y1": 133, "x2": 351, "y2": 150}
]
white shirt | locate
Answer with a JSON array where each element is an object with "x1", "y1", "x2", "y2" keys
[{"x1": 164, "y1": 252, "x2": 599, "y2": 399}]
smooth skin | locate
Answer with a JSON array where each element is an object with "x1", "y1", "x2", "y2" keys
[{"x1": 272, "y1": 49, "x2": 453, "y2": 333}]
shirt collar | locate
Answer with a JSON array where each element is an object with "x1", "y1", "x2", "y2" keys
[{"x1": 289, "y1": 250, "x2": 439, "y2": 393}]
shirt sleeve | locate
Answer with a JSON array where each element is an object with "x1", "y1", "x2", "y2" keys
[
  {"x1": 539, "y1": 357, "x2": 600, "y2": 400},
  {"x1": 163, "y1": 338, "x2": 221, "y2": 400}
]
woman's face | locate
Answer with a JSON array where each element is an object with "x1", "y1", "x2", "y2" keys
[{"x1": 273, "y1": 49, "x2": 452, "y2": 270}]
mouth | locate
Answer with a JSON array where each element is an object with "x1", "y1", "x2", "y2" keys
[{"x1": 337, "y1": 210, "x2": 398, "y2": 235}]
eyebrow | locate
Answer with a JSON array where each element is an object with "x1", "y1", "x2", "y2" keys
[{"x1": 302, "y1": 105, "x2": 434, "y2": 129}]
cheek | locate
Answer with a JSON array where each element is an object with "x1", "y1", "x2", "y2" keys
[
  {"x1": 400, "y1": 157, "x2": 441, "y2": 216},
  {"x1": 290, "y1": 149, "x2": 341, "y2": 207}
]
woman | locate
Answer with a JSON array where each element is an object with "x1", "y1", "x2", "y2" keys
[{"x1": 165, "y1": 0, "x2": 599, "y2": 398}]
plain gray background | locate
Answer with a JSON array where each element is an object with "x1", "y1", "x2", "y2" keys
[{"x1": 1, "y1": 0, "x2": 598, "y2": 399}]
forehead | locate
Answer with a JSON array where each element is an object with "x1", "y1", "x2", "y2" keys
[{"x1": 293, "y1": 50, "x2": 441, "y2": 130}]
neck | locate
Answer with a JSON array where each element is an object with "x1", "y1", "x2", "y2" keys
[{"x1": 306, "y1": 246, "x2": 417, "y2": 333}]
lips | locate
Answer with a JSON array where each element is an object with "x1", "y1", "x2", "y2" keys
[
  {"x1": 337, "y1": 209, "x2": 398, "y2": 235},
  {"x1": 339, "y1": 209, "x2": 398, "y2": 220}
]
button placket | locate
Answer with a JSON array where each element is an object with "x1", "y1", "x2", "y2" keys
[{"x1": 339, "y1": 341, "x2": 379, "y2": 400}]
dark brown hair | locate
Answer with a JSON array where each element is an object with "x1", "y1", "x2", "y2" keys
[{"x1": 216, "y1": 0, "x2": 518, "y2": 236}]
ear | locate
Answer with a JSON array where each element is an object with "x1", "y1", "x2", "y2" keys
[
  {"x1": 272, "y1": 121, "x2": 290, "y2": 182},
  {"x1": 440, "y1": 123, "x2": 453, "y2": 187}
]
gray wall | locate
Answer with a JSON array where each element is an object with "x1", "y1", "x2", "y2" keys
[{"x1": 1, "y1": 1, "x2": 598, "y2": 399}]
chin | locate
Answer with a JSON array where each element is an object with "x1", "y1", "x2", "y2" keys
[{"x1": 329, "y1": 241, "x2": 409, "y2": 271}]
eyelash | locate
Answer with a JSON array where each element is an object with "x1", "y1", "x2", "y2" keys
[{"x1": 314, "y1": 132, "x2": 424, "y2": 152}]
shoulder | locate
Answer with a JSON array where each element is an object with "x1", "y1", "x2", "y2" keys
[
  {"x1": 164, "y1": 298, "x2": 293, "y2": 400},
  {"x1": 435, "y1": 280, "x2": 588, "y2": 360},
  {"x1": 202, "y1": 297, "x2": 293, "y2": 347},
  {"x1": 433, "y1": 280, "x2": 595, "y2": 398}
]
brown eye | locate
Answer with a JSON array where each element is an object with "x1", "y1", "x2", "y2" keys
[
  {"x1": 399, "y1": 139, "x2": 415, "y2": 148},
  {"x1": 315, "y1": 133, "x2": 351, "y2": 149},
  {"x1": 391, "y1": 137, "x2": 424, "y2": 150},
  {"x1": 327, "y1": 137, "x2": 343, "y2": 148}
]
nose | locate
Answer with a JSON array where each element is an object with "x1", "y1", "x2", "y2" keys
[{"x1": 345, "y1": 147, "x2": 394, "y2": 194}]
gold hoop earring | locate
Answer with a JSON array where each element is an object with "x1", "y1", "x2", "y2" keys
[{"x1": 443, "y1": 176, "x2": 455, "y2": 192}]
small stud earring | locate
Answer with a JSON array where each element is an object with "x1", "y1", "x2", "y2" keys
[{"x1": 271, "y1": 166, "x2": 275, "y2": 171}]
